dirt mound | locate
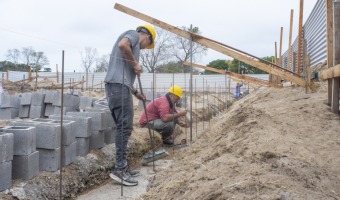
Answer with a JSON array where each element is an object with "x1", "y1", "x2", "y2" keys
[{"x1": 139, "y1": 83, "x2": 340, "y2": 200}]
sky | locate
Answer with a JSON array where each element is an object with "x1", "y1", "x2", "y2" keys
[{"x1": 0, "y1": 0, "x2": 318, "y2": 72}]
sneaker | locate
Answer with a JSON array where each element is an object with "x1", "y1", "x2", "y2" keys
[
  {"x1": 109, "y1": 169, "x2": 138, "y2": 186},
  {"x1": 126, "y1": 166, "x2": 140, "y2": 177},
  {"x1": 163, "y1": 138, "x2": 174, "y2": 146}
]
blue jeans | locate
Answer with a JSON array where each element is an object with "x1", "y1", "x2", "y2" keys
[
  {"x1": 147, "y1": 119, "x2": 176, "y2": 140},
  {"x1": 105, "y1": 83, "x2": 133, "y2": 170}
]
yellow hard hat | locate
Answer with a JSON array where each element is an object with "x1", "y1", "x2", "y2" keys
[
  {"x1": 168, "y1": 85, "x2": 182, "y2": 98},
  {"x1": 136, "y1": 24, "x2": 156, "y2": 49}
]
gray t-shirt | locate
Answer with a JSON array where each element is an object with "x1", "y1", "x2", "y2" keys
[{"x1": 104, "y1": 30, "x2": 140, "y2": 89}]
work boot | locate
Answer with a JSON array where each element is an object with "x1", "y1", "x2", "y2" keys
[
  {"x1": 126, "y1": 166, "x2": 140, "y2": 177},
  {"x1": 109, "y1": 167, "x2": 138, "y2": 186}
]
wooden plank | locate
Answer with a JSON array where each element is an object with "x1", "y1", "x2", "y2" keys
[
  {"x1": 183, "y1": 61, "x2": 282, "y2": 88},
  {"x1": 114, "y1": 3, "x2": 309, "y2": 88}
]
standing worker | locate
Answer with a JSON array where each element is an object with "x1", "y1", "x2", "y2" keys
[
  {"x1": 104, "y1": 24, "x2": 156, "y2": 186},
  {"x1": 138, "y1": 85, "x2": 188, "y2": 145},
  {"x1": 235, "y1": 82, "x2": 243, "y2": 99}
]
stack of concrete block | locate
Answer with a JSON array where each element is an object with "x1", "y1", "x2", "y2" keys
[
  {"x1": 3, "y1": 126, "x2": 39, "y2": 180},
  {"x1": 66, "y1": 111, "x2": 107, "y2": 150},
  {"x1": 11, "y1": 119, "x2": 61, "y2": 172},
  {"x1": 46, "y1": 120, "x2": 76, "y2": 166},
  {"x1": 85, "y1": 107, "x2": 115, "y2": 145},
  {"x1": 52, "y1": 93, "x2": 80, "y2": 115},
  {"x1": 0, "y1": 92, "x2": 20, "y2": 119},
  {"x1": 0, "y1": 131, "x2": 14, "y2": 192},
  {"x1": 19, "y1": 93, "x2": 32, "y2": 118},
  {"x1": 49, "y1": 115, "x2": 92, "y2": 157},
  {"x1": 29, "y1": 92, "x2": 46, "y2": 118}
]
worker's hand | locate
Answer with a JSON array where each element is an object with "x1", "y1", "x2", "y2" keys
[
  {"x1": 179, "y1": 108, "x2": 188, "y2": 117},
  {"x1": 133, "y1": 63, "x2": 142, "y2": 76},
  {"x1": 135, "y1": 93, "x2": 146, "y2": 102}
]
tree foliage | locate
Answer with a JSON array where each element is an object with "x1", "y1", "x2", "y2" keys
[
  {"x1": 205, "y1": 59, "x2": 229, "y2": 74},
  {"x1": 3, "y1": 47, "x2": 49, "y2": 71},
  {"x1": 95, "y1": 54, "x2": 110, "y2": 72}
]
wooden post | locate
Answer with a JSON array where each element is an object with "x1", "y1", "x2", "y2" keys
[
  {"x1": 297, "y1": 0, "x2": 304, "y2": 75},
  {"x1": 35, "y1": 68, "x2": 38, "y2": 91},
  {"x1": 327, "y1": 0, "x2": 334, "y2": 106},
  {"x1": 288, "y1": 9, "x2": 294, "y2": 72},
  {"x1": 331, "y1": 0, "x2": 340, "y2": 114},
  {"x1": 81, "y1": 76, "x2": 84, "y2": 92},
  {"x1": 56, "y1": 64, "x2": 59, "y2": 83},
  {"x1": 6, "y1": 70, "x2": 9, "y2": 80},
  {"x1": 305, "y1": 55, "x2": 311, "y2": 93},
  {"x1": 278, "y1": 27, "x2": 283, "y2": 84}
]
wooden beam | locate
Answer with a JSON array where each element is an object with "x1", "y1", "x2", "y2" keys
[
  {"x1": 288, "y1": 9, "x2": 294, "y2": 72},
  {"x1": 326, "y1": 0, "x2": 334, "y2": 105},
  {"x1": 331, "y1": 0, "x2": 340, "y2": 113},
  {"x1": 297, "y1": 0, "x2": 304, "y2": 75},
  {"x1": 114, "y1": 3, "x2": 310, "y2": 89},
  {"x1": 183, "y1": 61, "x2": 282, "y2": 88},
  {"x1": 319, "y1": 64, "x2": 340, "y2": 80}
]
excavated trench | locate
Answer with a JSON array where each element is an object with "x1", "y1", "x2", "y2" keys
[{"x1": 0, "y1": 92, "x2": 236, "y2": 200}]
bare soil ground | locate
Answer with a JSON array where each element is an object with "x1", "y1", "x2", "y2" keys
[
  {"x1": 1, "y1": 81, "x2": 340, "y2": 200},
  {"x1": 139, "y1": 82, "x2": 340, "y2": 200}
]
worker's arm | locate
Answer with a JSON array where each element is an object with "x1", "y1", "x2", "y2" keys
[
  {"x1": 161, "y1": 109, "x2": 187, "y2": 122},
  {"x1": 118, "y1": 37, "x2": 142, "y2": 76}
]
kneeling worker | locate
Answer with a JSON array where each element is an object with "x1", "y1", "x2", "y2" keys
[{"x1": 138, "y1": 85, "x2": 188, "y2": 145}]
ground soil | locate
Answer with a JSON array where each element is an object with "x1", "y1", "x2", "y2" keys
[{"x1": 1, "y1": 81, "x2": 340, "y2": 200}]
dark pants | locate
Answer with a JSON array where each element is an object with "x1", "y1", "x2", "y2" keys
[
  {"x1": 147, "y1": 119, "x2": 176, "y2": 141},
  {"x1": 105, "y1": 83, "x2": 133, "y2": 170}
]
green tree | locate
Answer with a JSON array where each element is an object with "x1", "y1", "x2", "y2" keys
[{"x1": 205, "y1": 59, "x2": 229, "y2": 74}]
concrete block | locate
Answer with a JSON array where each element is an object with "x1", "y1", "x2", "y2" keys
[
  {"x1": 31, "y1": 118, "x2": 54, "y2": 123},
  {"x1": 3, "y1": 126, "x2": 36, "y2": 156},
  {"x1": 0, "y1": 108, "x2": 19, "y2": 119},
  {"x1": 0, "y1": 132, "x2": 14, "y2": 162},
  {"x1": 38, "y1": 148, "x2": 60, "y2": 172},
  {"x1": 76, "y1": 137, "x2": 89, "y2": 157},
  {"x1": 1, "y1": 93, "x2": 20, "y2": 108},
  {"x1": 86, "y1": 107, "x2": 115, "y2": 128},
  {"x1": 49, "y1": 115, "x2": 92, "y2": 138},
  {"x1": 53, "y1": 106, "x2": 77, "y2": 115},
  {"x1": 19, "y1": 105, "x2": 30, "y2": 118},
  {"x1": 61, "y1": 141, "x2": 76, "y2": 166},
  {"x1": 12, "y1": 151, "x2": 39, "y2": 180},
  {"x1": 67, "y1": 112, "x2": 105, "y2": 131},
  {"x1": 104, "y1": 127, "x2": 115, "y2": 145},
  {"x1": 31, "y1": 92, "x2": 45, "y2": 106},
  {"x1": 52, "y1": 93, "x2": 79, "y2": 108},
  {"x1": 20, "y1": 93, "x2": 32, "y2": 105},
  {"x1": 29, "y1": 105, "x2": 45, "y2": 118},
  {"x1": 10, "y1": 121, "x2": 61, "y2": 150},
  {"x1": 44, "y1": 103, "x2": 54, "y2": 117},
  {"x1": 90, "y1": 130, "x2": 105, "y2": 150},
  {"x1": 44, "y1": 90, "x2": 58, "y2": 103},
  {"x1": 0, "y1": 161, "x2": 12, "y2": 192},
  {"x1": 48, "y1": 120, "x2": 75, "y2": 145},
  {"x1": 79, "y1": 96, "x2": 94, "y2": 110}
]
